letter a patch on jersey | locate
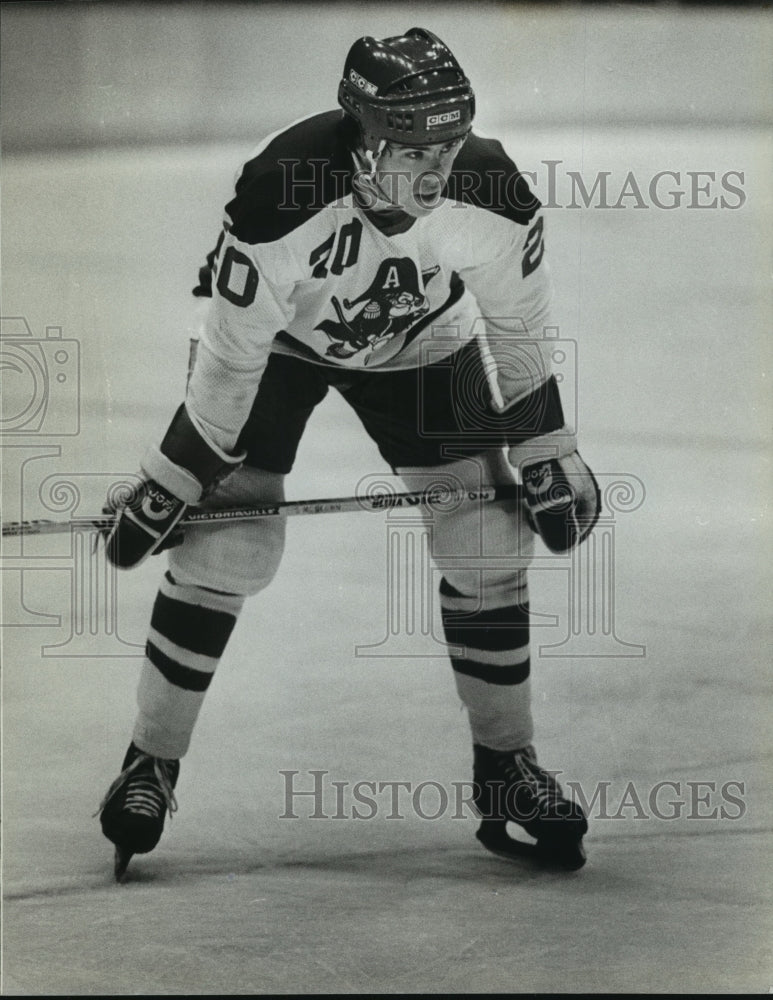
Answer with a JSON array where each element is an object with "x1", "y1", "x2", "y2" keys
[
  {"x1": 315, "y1": 259, "x2": 440, "y2": 364},
  {"x1": 382, "y1": 265, "x2": 401, "y2": 289}
]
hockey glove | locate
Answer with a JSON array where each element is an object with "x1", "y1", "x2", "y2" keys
[
  {"x1": 102, "y1": 479, "x2": 187, "y2": 569},
  {"x1": 509, "y1": 435, "x2": 601, "y2": 553},
  {"x1": 102, "y1": 403, "x2": 245, "y2": 569}
]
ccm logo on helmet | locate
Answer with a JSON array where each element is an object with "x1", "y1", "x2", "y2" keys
[
  {"x1": 426, "y1": 110, "x2": 461, "y2": 127},
  {"x1": 349, "y1": 69, "x2": 378, "y2": 96}
]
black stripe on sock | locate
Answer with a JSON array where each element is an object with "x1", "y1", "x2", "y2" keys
[
  {"x1": 146, "y1": 640, "x2": 215, "y2": 692},
  {"x1": 151, "y1": 592, "x2": 236, "y2": 658},
  {"x1": 451, "y1": 657, "x2": 531, "y2": 686},
  {"x1": 441, "y1": 602, "x2": 530, "y2": 652}
]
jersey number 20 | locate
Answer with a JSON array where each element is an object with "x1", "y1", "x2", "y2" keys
[
  {"x1": 309, "y1": 219, "x2": 363, "y2": 279},
  {"x1": 216, "y1": 245, "x2": 260, "y2": 307}
]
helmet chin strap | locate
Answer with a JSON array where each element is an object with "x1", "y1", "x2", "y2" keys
[
  {"x1": 355, "y1": 139, "x2": 406, "y2": 210},
  {"x1": 364, "y1": 139, "x2": 387, "y2": 178}
]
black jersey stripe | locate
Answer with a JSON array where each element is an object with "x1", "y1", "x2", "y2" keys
[
  {"x1": 450, "y1": 657, "x2": 531, "y2": 686},
  {"x1": 225, "y1": 111, "x2": 354, "y2": 246},
  {"x1": 447, "y1": 133, "x2": 541, "y2": 226},
  {"x1": 146, "y1": 641, "x2": 215, "y2": 693},
  {"x1": 150, "y1": 592, "x2": 236, "y2": 659},
  {"x1": 499, "y1": 375, "x2": 565, "y2": 445}
]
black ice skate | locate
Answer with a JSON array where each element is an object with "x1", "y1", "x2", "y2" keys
[
  {"x1": 472, "y1": 744, "x2": 588, "y2": 870},
  {"x1": 97, "y1": 742, "x2": 179, "y2": 881}
]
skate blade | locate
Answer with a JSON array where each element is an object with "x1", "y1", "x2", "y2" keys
[
  {"x1": 476, "y1": 822, "x2": 586, "y2": 871},
  {"x1": 538, "y1": 838, "x2": 587, "y2": 871},
  {"x1": 113, "y1": 846, "x2": 133, "y2": 883}
]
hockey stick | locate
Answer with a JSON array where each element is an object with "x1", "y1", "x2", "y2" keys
[{"x1": 1, "y1": 483, "x2": 524, "y2": 538}]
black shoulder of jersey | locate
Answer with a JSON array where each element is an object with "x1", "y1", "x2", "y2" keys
[
  {"x1": 447, "y1": 132, "x2": 540, "y2": 226},
  {"x1": 225, "y1": 110, "x2": 354, "y2": 245}
]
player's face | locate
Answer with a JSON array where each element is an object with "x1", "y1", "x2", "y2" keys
[{"x1": 374, "y1": 137, "x2": 466, "y2": 217}]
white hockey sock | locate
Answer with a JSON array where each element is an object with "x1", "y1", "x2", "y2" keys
[
  {"x1": 132, "y1": 571, "x2": 245, "y2": 759},
  {"x1": 440, "y1": 573, "x2": 534, "y2": 751}
]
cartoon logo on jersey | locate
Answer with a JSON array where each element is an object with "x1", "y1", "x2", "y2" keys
[{"x1": 316, "y1": 258, "x2": 440, "y2": 364}]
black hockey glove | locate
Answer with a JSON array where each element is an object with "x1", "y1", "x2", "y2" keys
[
  {"x1": 509, "y1": 436, "x2": 600, "y2": 553},
  {"x1": 101, "y1": 479, "x2": 187, "y2": 569},
  {"x1": 102, "y1": 403, "x2": 245, "y2": 569},
  {"x1": 494, "y1": 372, "x2": 600, "y2": 552}
]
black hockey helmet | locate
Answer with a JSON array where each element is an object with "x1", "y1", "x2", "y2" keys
[{"x1": 338, "y1": 27, "x2": 475, "y2": 151}]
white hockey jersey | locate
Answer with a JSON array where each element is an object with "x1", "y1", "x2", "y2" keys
[{"x1": 188, "y1": 111, "x2": 554, "y2": 454}]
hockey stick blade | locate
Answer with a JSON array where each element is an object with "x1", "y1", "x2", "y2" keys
[{"x1": 2, "y1": 484, "x2": 523, "y2": 538}]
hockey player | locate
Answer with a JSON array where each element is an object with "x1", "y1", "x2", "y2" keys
[{"x1": 98, "y1": 28, "x2": 600, "y2": 878}]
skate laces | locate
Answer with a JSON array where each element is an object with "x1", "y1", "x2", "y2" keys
[
  {"x1": 96, "y1": 753, "x2": 178, "y2": 820},
  {"x1": 504, "y1": 746, "x2": 564, "y2": 814}
]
